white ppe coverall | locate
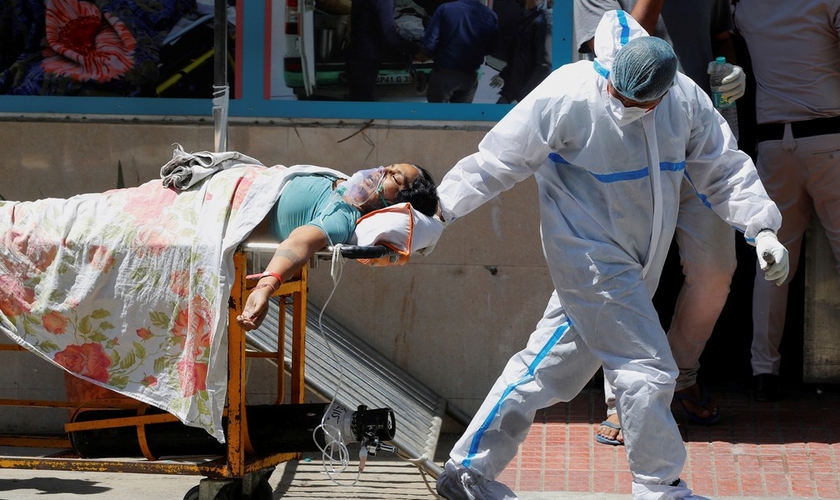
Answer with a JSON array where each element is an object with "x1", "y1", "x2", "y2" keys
[{"x1": 437, "y1": 10, "x2": 782, "y2": 500}]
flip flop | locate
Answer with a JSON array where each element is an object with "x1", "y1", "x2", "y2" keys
[
  {"x1": 673, "y1": 385, "x2": 721, "y2": 426},
  {"x1": 594, "y1": 420, "x2": 623, "y2": 446}
]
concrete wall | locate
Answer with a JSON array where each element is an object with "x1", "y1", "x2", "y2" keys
[
  {"x1": 0, "y1": 116, "x2": 554, "y2": 433},
  {"x1": 804, "y1": 218, "x2": 840, "y2": 383}
]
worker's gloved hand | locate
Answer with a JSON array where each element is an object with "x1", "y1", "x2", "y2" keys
[
  {"x1": 490, "y1": 75, "x2": 504, "y2": 88},
  {"x1": 707, "y1": 61, "x2": 747, "y2": 102},
  {"x1": 755, "y1": 230, "x2": 789, "y2": 286}
]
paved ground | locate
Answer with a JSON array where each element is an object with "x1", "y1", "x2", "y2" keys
[
  {"x1": 0, "y1": 382, "x2": 837, "y2": 499},
  {"x1": 0, "y1": 459, "x2": 817, "y2": 500}
]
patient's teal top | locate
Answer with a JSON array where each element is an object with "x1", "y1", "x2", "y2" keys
[{"x1": 267, "y1": 174, "x2": 360, "y2": 245}]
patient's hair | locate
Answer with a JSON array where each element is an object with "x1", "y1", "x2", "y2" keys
[{"x1": 396, "y1": 164, "x2": 439, "y2": 217}]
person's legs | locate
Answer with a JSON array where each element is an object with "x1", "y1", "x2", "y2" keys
[
  {"x1": 751, "y1": 127, "x2": 813, "y2": 399},
  {"x1": 426, "y1": 68, "x2": 455, "y2": 103},
  {"x1": 806, "y1": 133, "x2": 840, "y2": 272},
  {"x1": 668, "y1": 182, "x2": 736, "y2": 422},
  {"x1": 753, "y1": 132, "x2": 840, "y2": 399},
  {"x1": 428, "y1": 68, "x2": 478, "y2": 103},
  {"x1": 598, "y1": 183, "x2": 734, "y2": 435},
  {"x1": 346, "y1": 58, "x2": 379, "y2": 101},
  {"x1": 450, "y1": 73, "x2": 479, "y2": 103},
  {"x1": 443, "y1": 239, "x2": 696, "y2": 498},
  {"x1": 440, "y1": 291, "x2": 602, "y2": 499},
  {"x1": 553, "y1": 265, "x2": 690, "y2": 495},
  {"x1": 579, "y1": 295, "x2": 685, "y2": 490}
]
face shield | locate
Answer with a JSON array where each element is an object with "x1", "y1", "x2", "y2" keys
[{"x1": 336, "y1": 167, "x2": 391, "y2": 209}]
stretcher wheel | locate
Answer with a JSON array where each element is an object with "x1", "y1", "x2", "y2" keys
[
  {"x1": 182, "y1": 485, "x2": 231, "y2": 500},
  {"x1": 250, "y1": 479, "x2": 273, "y2": 499},
  {"x1": 183, "y1": 478, "x2": 272, "y2": 500}
]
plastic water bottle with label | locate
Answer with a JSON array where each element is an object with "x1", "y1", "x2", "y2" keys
[{"x1": 710, "y1": 56, "x2": 739, "y2": 140}]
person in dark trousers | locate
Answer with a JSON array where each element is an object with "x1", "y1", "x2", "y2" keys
[
  {"x1": 490, "y1": 0, "x2": 552, "y2": 104},
  {"x1": 420, "y1": 0, "x2": 498, "y2": 103},
  {"x1": 345, "y1": 0, "x2": 418, "y2": 101}
]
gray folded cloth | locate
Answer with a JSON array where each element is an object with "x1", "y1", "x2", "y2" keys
[{"x1": 160, "y1": 143, "x2": 264, "y2": 190}]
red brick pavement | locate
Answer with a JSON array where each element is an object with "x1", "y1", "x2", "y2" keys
[{"x1": 496, "y1": 385, "x2": 840, "y2": 498}]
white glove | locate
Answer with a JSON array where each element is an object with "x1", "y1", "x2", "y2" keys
[
  {"x1": 755, "y1": 230, "x2": 789, "y2": 286},
  {"x1": 707, "y1": 62, "x2": 746, "y2": 102},
  {"x1": 490, "y1": 75, "x2": 504, "y2": 88}
]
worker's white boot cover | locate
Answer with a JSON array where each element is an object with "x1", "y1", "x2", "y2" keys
[{"x1": 436, "y1": 460, "x2": 519, "y2": 500}]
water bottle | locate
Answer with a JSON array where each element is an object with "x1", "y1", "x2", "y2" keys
[
  {"x1": 710, "y1": 57, "x2": 736, "y2": 110},
  {"x1": 709, "y1": 56, "x2": 739, "y2": 140}
]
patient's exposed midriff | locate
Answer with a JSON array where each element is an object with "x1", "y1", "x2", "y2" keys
[{"x1": 245, "y1": 216, "x2": 275, "y2": 244}]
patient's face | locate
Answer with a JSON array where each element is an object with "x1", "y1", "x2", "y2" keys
[{"x1": 379, "y1": 163, "x2": 420, "y2": 205}]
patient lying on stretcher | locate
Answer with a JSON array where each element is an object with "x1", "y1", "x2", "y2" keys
[
  {"x1": 0, "y1": 153, "x2": 438, "y2": 441},
  {"x1": 236, "y1": 163, "x2": 439, "y2": 331}
]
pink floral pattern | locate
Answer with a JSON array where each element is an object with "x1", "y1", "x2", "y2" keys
[
  {"x1": 123, "y1": 181, "x2": 178, "y2": 219},
  {"x1": 87, "y1": 245, "x2": 115, "y2": 273},
  {"x1": 0, "y1": 161, "x2": 288, "y2": 442},
  {"x1": 0, "y1": 275, "x2": 35, "y2": 318},
  {"x1": 136, "y1": 327, "x2": 154, "y2": 340},
  {"x1": 4, "y1": 227, "x2": 58, "y2": 276},
  {"x1": 171, "y1": 295, "x2": 213, "y2": 357},
  {"x1": 231, "y1": 172, "x2": 259, "y2": 211},
  {"x1": 142, "y1": 374, "x2": 158, "y2": 387},
  {"x1": 177, "y1": 358, "x2": 209, "y2": 397},
  {"x1": 54, "y1": 342, "x2": 112, "y2": 383},
  {"x1": 41, "y1": 0, "x2": 137, "y2": 83},
  {"x1": 42, "y1": 311, "x2": 70, "y2": 334},
  {"x1": 168, "y1": 269, "x2": 192, "y2": 297}
]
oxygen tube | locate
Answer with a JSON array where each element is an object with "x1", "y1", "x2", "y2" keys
[{"x1": 313, "y1": 171, "x2": 397, "y2": 485}]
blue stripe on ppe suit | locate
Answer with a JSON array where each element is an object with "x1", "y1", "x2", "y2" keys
[
  {"x1": 463, "y1": 318, "x2": 573, "y2": 468},
  {"x1": 550, "y1": 152, "x2": 687, "y2": 183}
]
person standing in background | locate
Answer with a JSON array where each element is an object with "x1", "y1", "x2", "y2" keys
[
  {"x1": 574, "y1": 0, "x2": 747, "y2": 445},
  {"x1": 345, "y1": 0, "x2": 419, "y2": 101},
  {"x1": 733, "y1": 0, "x2": 840, "y2": 402},
  {"x1": 419, "y1": 0, "x2": 498, "y2": 103},
  {"x1": 490, "y1": 0, "x2": 552, "y2": 104}
]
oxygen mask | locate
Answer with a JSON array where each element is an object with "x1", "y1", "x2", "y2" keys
[{"x1": 336, "y1": 167, "x2": 389, "y2": 209}]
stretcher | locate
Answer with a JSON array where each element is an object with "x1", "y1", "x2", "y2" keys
[
  {"x1": 0, "y1": 243, "x2": 396, "y2": 500},
  {"x1": 0, "y1": 155, "x2": 444, "y2": 499}
]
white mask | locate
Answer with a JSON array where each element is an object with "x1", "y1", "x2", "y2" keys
[
  {"x1": 606, "y1": 92, "x2": 652, "y2": 127},
  {"x1": 336, "y1": 167, "x2": 387, "y2": 208}
]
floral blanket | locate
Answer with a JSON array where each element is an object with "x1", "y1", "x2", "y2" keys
[{"x1": 0, "y1": 164, "x2": 288, "y2": 442}]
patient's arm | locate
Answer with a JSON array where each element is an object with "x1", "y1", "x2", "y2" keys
[{"x1": 236, "y1": 224, "x2": 328, "y2": 330}]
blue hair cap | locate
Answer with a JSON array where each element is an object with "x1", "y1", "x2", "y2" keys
[{"x1": 610, "y1": 37, "x2": 677, "y2": 103}]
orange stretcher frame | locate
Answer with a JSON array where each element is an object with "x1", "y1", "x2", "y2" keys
[{"x1": 0, "y1": 249, "x2": 306, "y2": 493}]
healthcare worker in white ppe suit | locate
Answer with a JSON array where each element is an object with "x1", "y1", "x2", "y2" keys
[{"x1": 434, "y1": 10, "x2": 789, "y2": 500}]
